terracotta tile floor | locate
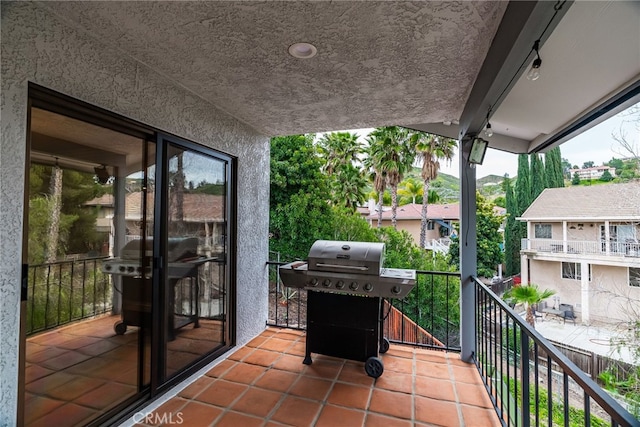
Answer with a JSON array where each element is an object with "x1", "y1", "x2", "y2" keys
[
  {"x1": 136, "y1": 327, "x2": 500, "y2": 427},
  {"x1": 25, "y1": 314, "x2": 224, "y2": 426}
]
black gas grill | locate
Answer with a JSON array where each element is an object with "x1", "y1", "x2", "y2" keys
[
  {"x1": 279, "y1": 240, "x2": 416, "y2": 378},
  {"x1": 103, "y1": 237, "x2": 202, "y2": 337}
]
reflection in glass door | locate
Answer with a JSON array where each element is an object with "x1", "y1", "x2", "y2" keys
[
  {"x1": 22, "y1": 107, "x2": 153, "y2": 425},
  {"x1": 162, "y1": 142, "x2": 229, "y2": 380}
]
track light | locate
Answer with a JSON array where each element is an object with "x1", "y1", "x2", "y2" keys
[
  {"x1": 527, "y1": 40, "x2": 542, "y2": 81},
  {"x1": 484, "y1": 122, "x2": 493, "y2": 138}
]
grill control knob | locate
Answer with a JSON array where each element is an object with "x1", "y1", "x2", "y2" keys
[
  {"x1": 391, "y1": 285, "x2": 402, "y2": 295},
  {"x1": 309, "y1": 278, "x2": 319, "y2": 286},
  {"x1": 105, "y1": 264, "x2": 112, "y2": 271},
  {"x1": 364, "y1": 283, "x2": 373, "y2": 292},
  {"x1": 127, "y1": 266, "x2": 135, "y2": 273},
  {"x1": 119, "y1": 266, "x2": 126, "y2": 272},
  {"x1": 335, "y1": 280, "x2": 345, "y2": 289},
  {"x1": 322, "y1": 279, "x2": 331, "y2": 287},
  {"x1": 349, "y1": 282, "x2": 359, "y2": 291}
]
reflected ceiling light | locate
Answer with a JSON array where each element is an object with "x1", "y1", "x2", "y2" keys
[
  {"x1": 94, "y1": 164, "x2": 111, "y2": 185},
  {"x1": 288, "y1": 42, "x2": 317, "y2": 59},
  {"x1": 527, "y1": 40, "x2": 542, "y2": 81}
]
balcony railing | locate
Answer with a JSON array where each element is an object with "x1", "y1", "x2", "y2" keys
[
  {"x1": 266, "y1": 261, "x2": 461, "y2": 351},
  {"x1": 522, "y1": 238, "x2": 640, "y2": 258},
  {"x1": 27, "y1": 257, "x2": 112, "y2": 336},
  {"x1": 474, "y1": 278, "x2": 638, "y2": 426},
  {"x1": 266, "y1": 261, "x2": 637, "y2": 425}
]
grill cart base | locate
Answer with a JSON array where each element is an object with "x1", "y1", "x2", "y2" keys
[{"x1": 303, "y1": 290, "x2": 388, "y2": 378}]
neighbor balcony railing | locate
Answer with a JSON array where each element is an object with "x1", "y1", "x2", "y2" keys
[
  {"x1": 522, "y1": 238, "x2": 640, "y2": 258},
  {"x1": 27, "y1": 257, "x2": 112, "y2": 335},
  {"x1": 474, "y1": 278, "x2": 638, "y2": 426}
]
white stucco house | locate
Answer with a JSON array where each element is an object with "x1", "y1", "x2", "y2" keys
[{"x1": 519, "y1": 182, "x2": 640, "y2": 325}]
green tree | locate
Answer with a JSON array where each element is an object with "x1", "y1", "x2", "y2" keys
[
  {"x1": 412, "y1": 132, "x2": 456, "y2": 248},
  {"x1": 599, "y1": 170, "x2": 614, "y2": 182},
  {"x1": 366, "y1": 127, "x2": 414, "y2": 229},
  {"x1": 561, "y1": 157, "x2": 573, "y2": 179},
  {"x1": 503, "y1": 176, "x2": 520, "y2": 276},
  {"x1": 269, "y1": 135, "x2": 334, "y2": 260},
  {"x1": 449, "y1": 192, "x2": 503, "y2": 278},
  {"x1": 503, "y1": 284, "x2": 555, "y2": 328},
  {"x1": 493, "y1": 195, "x2": 506, "y2": 208},
  {"x1": 317, "y1": 132, "x2": 367, "y2": 210},
  {"x1": 29, "y1": 164, "x2": 105, "y2": 259},
  {"x1": 544, "y1": 147, "x2": 564, "y2": 188},
  {"x1": 572, "y1": 171, "x2": 581, "y2": 186},
  {"x1": 515, "y1": 154, "x2": 531, "y2": 215},
  {"x1": 530, "y1": 153, "x2": 545, "y2": 201},
  {"x1": 606, "y1": 157, "x2": 624, "y2": 175},
  {"x1": 583, "y1": 161, "x2": 595, "y2": 169},
  {"x1": 398, "y1": 177, "x2": 422, "y2": 205}
]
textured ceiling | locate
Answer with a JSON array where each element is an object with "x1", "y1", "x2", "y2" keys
[{"x1": 39, "y1": 1, "x2": 507, "y2": 136}]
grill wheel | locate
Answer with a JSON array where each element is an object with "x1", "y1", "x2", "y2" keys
[{"x1": 364, "y1": 356, "x2": 384, "y2": 378}]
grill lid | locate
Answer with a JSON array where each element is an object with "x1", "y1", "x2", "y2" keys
[
  {"x1": 120, "y1": 237, "x2": 199, "y2": 261},
  {"x1": 307, "y1": 240, "x2": 384, "y2": 276}
]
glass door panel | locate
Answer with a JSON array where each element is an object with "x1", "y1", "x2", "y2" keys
[
  {"x1": 23, "y1": 108, "x2": 153, "y2": 425},
  {"x1": 163, "y1": 143, "x2": 228, "y2": 379}
]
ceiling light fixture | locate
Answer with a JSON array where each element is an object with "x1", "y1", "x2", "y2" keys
[
  {"x1": 484, "y1": 122, "x2": 493, "y2": 138},
  {"x1": 526, "y1": 40, "x2": 542, "y2": 81},
  {"x1": 288, "y1": 42, "x2": 317, "y2": 59},
  {"x1": 483, "y1": 109, "x2": 493, "y2": 138}
]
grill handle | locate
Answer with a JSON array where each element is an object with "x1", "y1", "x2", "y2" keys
[{"x1": 315, "y1": 263, "x2": 369, "y2": 271}]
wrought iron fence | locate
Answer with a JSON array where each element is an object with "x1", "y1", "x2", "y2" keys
[
  {"x1": 266, "y1": 261, "x2": 461, "y2": 352},
  {"x1": 474, "y1": 277, "x2": 638, "y2": 427},
  {"x1": 27, "y1": 257, "x2": 112, "y2": 335}
]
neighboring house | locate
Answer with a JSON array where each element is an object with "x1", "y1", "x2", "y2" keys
[
  {"x1": 569, "y1": 165, "x2": 616, "y2": 180},
  {"x1": 86, "y1": 192, "x2": 226, "y2": 255},
  {"x1": 518, "y1": 182, "x2": 640, "y2": 325},
  {"x1": 359, "y1": 202, "x2": 459, "y2": 251}
]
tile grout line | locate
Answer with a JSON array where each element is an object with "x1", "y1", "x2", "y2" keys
[{"x1": 447, "y1": 354, "x2": 465, "y2": 426}]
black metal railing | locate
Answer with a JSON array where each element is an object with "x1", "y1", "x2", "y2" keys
[
  {"x1": 266, "y1": 261, "x2": 461, "y2": 351},
  {"x1": 474, "y1": 277, "x2": 638, "y2": 427},
  {"x1": 27, "y1": 257, "x2": 112, "y2": 335}
]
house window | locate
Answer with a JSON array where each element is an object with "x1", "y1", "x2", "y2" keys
[
  {"x1": 630, "y1": 268, "x2": 640, "y2": 287},
  {"x1": 534, "y1": 224, "x2": 552, "y2": 239},
  {"x1": 562, "y1": 262, "x2": 591, "y2": 281},
  {"x1": 427, "y1": 221, "x2": 435, "y2": 230}
]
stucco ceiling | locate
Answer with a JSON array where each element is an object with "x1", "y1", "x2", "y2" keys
[{"x1": 36, "y1": 1, "x2": 640, "y2": 154}]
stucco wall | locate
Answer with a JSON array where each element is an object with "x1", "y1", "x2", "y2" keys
[
  {"x1": 529, "y1": 259, "x2": 639, "y2": 324},
  {"x1": 1, "y1": 2, "x2": 269, "y2": 422}
]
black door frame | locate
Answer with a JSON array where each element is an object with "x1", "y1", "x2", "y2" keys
[{"x1": 22, "y1": 84, "x2": 237, "y2": 425}]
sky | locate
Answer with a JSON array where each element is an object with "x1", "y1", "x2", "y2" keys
[{"x1": 340, "y1": 102, "x2": 639, "y2": 180}]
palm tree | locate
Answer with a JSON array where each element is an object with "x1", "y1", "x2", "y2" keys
[
  {"x1": 317, "y1": 132, "x2": 366, "y2": 211},
  {"x1": 366, "y1": 127, "x2": 414, "y2": 229},
  {"x1": 412, "y1": 132, "x2": 456, "y2": 248},
  {"x1": 317, "y1": 131, "x2": 363, "y2": 175},
  {"x1": 398, "y1": 177, "x2": 422, "y2": 204},
  {"x1": 503, "y1": 284, "x2": 555, "y2": 328},
  {"x1": 363, "y1": 144, "x2": 387, "y2": 228},
  {"x1": 334, "y1": 165, "x2": 368, "y2": 211}
]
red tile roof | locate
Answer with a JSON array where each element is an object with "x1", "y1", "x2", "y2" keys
[{"x1": 363, "y1": 203, "x2": 460, "y2": 221}]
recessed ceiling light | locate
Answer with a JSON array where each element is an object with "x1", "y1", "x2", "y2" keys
[{"x1": 288, "y1": 42, "x2": 317, "y2": 59}]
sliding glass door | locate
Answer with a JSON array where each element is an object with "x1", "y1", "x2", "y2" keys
[
  {"x1": 22, "y1": 88, "x2": 235, "y2": 425},
  {"x1": 159, "y1": 139, "x2": 231, "y2": 381}
]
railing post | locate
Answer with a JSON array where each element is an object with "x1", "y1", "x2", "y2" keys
[{"x1": 520, "y1": 328, "x2": 530, "y2": 427}]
